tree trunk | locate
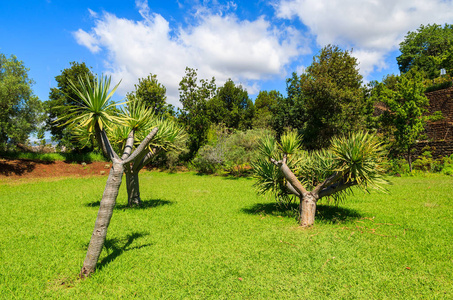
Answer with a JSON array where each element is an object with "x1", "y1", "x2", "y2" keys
[
  {"x1": 80, "y1": 162, "x2": 124, "y2": 278},
  {"x1": 299, "y1": 193, "x2": 317, "y2": 227},
  {"x1": 408, "y1": 148, "x2": 413, "y2": 172},
  {"x1": 125, "y1": 167, "x2": 141, "y2": 206}
]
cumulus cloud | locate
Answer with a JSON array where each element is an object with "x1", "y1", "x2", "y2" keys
[
  {"x1": 73, "y1": 0, "x2": 307, "y2": 106},
  {"x1": 275, "y1": 0, "x2": 453, "y2": 77}
]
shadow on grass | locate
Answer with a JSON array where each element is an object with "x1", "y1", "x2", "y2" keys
[
  {"x1": 86, "y1": 198, "x2": 174, "y2": 210},
  {"x1": 242, "y1": 202, "x2": 362, "y2": 224},
  {"x1": 97, "y1": 232, "x2": 152, "y2": 271},
  {"x1": 316, "y1": 204, "x2": 362, "y2": 224},
  {"x1": 242, "y1": 202, "x2": 299, "y2": 218}
]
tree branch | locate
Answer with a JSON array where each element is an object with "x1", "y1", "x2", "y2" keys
[
  {"x1": 121, "y1": 130, "x2": 135, "y2": 160},
  {"x1": 318, "y1": 180, "x2": 358, "y2": 199},
  {"x1": 278, "y1": 161, "x2": 308, "y2": 195},
  {"x1": 286, "y1": 181, "x2": 301, "y2": 197},
  {"x1": 313, "y1": 171, "x2": 343, "y2": 195},
  {"x1": 123, "y1": 127, "x2": 159, "y2": 164},
  {"x1": 99, "y1": 129, "x2": 120, "y2": 162}
]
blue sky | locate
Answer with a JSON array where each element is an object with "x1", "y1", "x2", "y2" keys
[{"x1": 2, "y1": 0, "x2": 453, "y2": 109}]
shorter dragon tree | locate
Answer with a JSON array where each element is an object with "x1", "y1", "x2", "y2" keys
[
  {"x1": 110, "y1": 100, "x2": 185, "y2": 206},
  {"x1": 252, "y1": 131, "x2": 387, "y2": 227}
]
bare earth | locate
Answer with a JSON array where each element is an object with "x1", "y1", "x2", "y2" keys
[{"x1": 0, "y1": 159, "x2": 111, "y2": 180}]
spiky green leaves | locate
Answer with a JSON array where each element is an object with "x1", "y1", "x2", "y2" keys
[
  {"x1": 252, "y1": 131, "x2": 388, "y2": 205},
  {"x1": 330, "y1": 131, "x2": 388, "y2": 191},
  {"x1": 63, "y1": 74, "x2": 122, "y2": 133}
]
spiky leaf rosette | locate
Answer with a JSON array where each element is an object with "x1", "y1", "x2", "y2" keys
[
  {"x1": 330, "y1": 131, "x2": 388, "y2": 191},
  {"x1": 63, "y1": 74, "x2": 123, "y2": 133}
]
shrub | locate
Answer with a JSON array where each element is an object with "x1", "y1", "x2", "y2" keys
[{"x1": 191, "y1": 127, "x2": 272, "y2": 176}]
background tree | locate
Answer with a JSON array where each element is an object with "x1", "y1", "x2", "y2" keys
[
  {"x1": 271, "y1": 73, "x2": 305, "y2": 139},
  {"x1": 207, "y1": 79, "x2": 255, "y2": 130},
  {"x1": 298, "y1": 45, "x2": 367, "y2": 149},
  {"x1": 126, "y1": 74, "x2": 175, "y2": 118},
  {"x1": 253, "y1": 90, "x2": 282, "y2": 129},
  {"x1": 374, "y1": 70, "x2": 435, "y2": 171},
  {"x1": 397, "y1": 24, "x2": 453, "y2": 79},
  {"x1": 0, "y1": 53, "x2": 43, "y2": 150},
  {"x1": 46, "y1": 61, "x2": 95, "y2": 150},
  {"x1": 252, "y1": 131, "x2": 387, "y2": 227},
  {"x1": 178, "y1": 67, "x2": 216, "y2": 159}
]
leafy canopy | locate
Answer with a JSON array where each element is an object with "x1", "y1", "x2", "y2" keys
[
  {"x1": 0, "y1": 53, "x2": 43, "y2": 150},
  {"x1": 397, "y1": 23, "x2": 453, "y2": 79}
]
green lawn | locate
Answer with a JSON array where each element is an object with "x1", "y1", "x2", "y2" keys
[{"x1": 0, "y1": 172, "x2": 452, "y2": 299}]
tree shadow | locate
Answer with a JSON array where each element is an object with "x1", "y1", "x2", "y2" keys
[
  {"x1": 97, "y1": 231, "x2": 152, "y2": 271},
  {"x1": 242, "y1": 202, "x2": 362, "y2": 223},
  {"x1": 242, "y1": 202, "x2": 299, "y2": 218},
  {"x1": 85, "y1": 198, "x2": 174, "y2": 210},
  {"x1": 315, "y1": 204, "x2": 362, "y2": 224},
  {"x1": 0, "y1": 159, "x2": 54, "y2": 176}
]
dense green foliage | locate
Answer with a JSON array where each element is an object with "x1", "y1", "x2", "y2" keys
[
  {"x1": 397, "y1": 24, "x2": 453, "y2": 79},
  {"x1": 191, "y1": 127, "x2": 270, "y2": 175},
  {"x1": 45, "y1": 62, "x2": 95, "y2": 150},
  {"x1": 126, "y1": 74, "x2": 175, "y2": 118},
  {"x1": 0, "y1": 53, "x2": 43, "y2": 150},
  {"x1": 298, "y1": 45, "x2": 369, "y2": 149},
  {"x1": 178, "y1": 67, "x2": 216, "y2": 159},
  {"x1": 207, "y1": 79, "x2": 255, "y2": 130},
  {"x1": 253, "y1": 90, "x2": 283, "y2": 129},
  {"x1": 373, "y1": 70, "x2": 433, "y2": 171},
  {"x1": 1, "y1": 173, "x2": 452, "y2": 298}
]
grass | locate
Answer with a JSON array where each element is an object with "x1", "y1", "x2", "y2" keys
[
  {"x1": 0, "y1": 151, "x2": 107, "y2": 162},
  {"x1": 0, "y1": 172, "x2": 452, "y2": 299}
]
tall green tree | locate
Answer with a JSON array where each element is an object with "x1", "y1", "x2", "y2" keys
[
  {"x1": 397, "y1": 24, "x2": 453, "y2": 79},
  {"x1": 299, "y1": 45, "x2": 367, "y2": 149},
  {"x1": 0, "y1": 53, "x2": 43, "y2": 150},
  {"x1": 374, "y1": 70, "x2": 433, "y2": 171},
  {"x1": 207, "y1": 79, "x2": 254, "y2": 130},
  {"x1": 126, "y1": 74, "x2": 175, "y2": 118},
  {"x1": 178, "y1": 67, "x2": 216, "y2": 159},
  {"x1": 253, "y1": 90, "x2": 282, "y2": 129},
  {"x1": 45, "y1": 62, "x2": 95, "y2": 150},
  {"x1": 271, "y1": 73, "x2": 305, "y2": 138}
]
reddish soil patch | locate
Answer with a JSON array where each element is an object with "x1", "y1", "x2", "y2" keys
[{"x1": 0, "y1": 159, "x2": 111, "y2": 180}]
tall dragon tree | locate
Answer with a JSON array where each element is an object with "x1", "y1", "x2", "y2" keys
[
  {"x1": 63, "y1": 74, "x2": 184, "y2": 277},
  {"x1": 252, "y1": 131, "x2": 388, "y2": 227}
]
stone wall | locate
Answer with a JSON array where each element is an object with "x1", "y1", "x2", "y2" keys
[{"x1": 421, "y1": 86, "x2": 453, "y2": 157}]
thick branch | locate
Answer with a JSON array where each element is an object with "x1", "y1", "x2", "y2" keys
[
  {"x1": 313, "y1": 171, "x2": 343, "y2": 195},
  {"x1": 318, "y1": 180, "x2": 358, "y2": 199},
  {"x1": 136, "y1": 147, "x2": 161, "y2": 171},
  {"x1": 286, "y1": 181, "x2": 301, "y2": 197},
  {"x1": 121, "y1": 130, "x2": 135, "y2": 160},
  {"x1": 123, "y1": 127, "x2": 159, "y2": 164},
  {"x1": 271, "y1": 158, "x2": 308, "y2": 195},
  {"x1": 100, "y1": 129, "x2": 120, "y2": 162}
]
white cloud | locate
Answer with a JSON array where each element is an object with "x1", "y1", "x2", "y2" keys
[
  {"x1": 73, "y1": 1, "x2": 307, "y2": 107},
  {"x1": 275, "y1": 0, "x2": 453, "y2": 77},
  {"x1": 73, "y1": 29, "x2": 101, "y2": 53}
]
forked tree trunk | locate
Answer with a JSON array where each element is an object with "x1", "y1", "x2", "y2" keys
[
  {"x1": 125, "y1": 168, "x2": 141, "y2": 206},
  {"x1": 299, "y1": 193, "x2": 318, "y2": 227},
  {"x1": 80, "y1": 162, "x2": 124, "y2": 278}
]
